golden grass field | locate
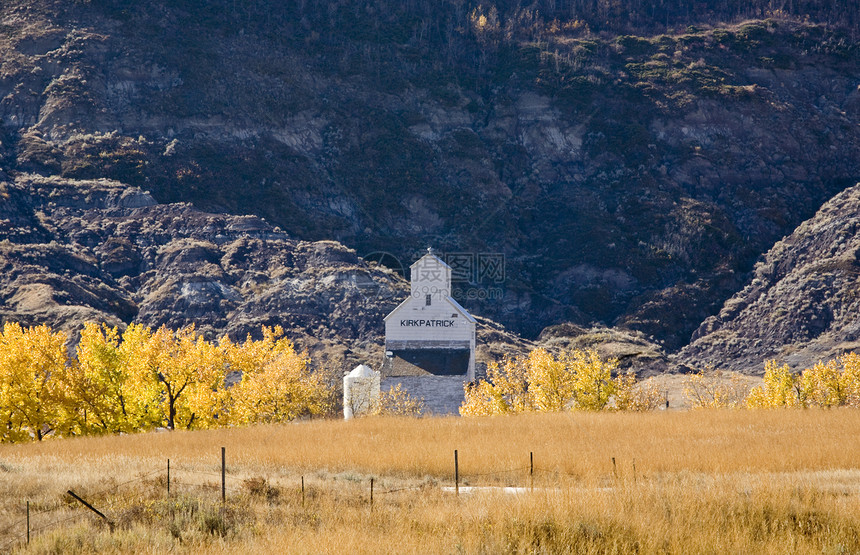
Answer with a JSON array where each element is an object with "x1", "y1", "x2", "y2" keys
[{"x1": 2, "y1": 409, "x2": 860, "y2": 553}]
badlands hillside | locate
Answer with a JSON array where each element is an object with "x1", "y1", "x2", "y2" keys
[{"x1": 0, "y1": 0, "x2": 858, "y2": 372}]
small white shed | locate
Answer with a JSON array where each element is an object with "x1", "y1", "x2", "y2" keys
[{"x1": 343, "y1": 364, "x2": 380, "y2": 420}]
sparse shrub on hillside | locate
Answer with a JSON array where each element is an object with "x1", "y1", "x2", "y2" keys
[
  {"x1": 683, "y1": 367, "x2": 750, "y2": 408},
  {"x1": 460, "y1": 347, "x2": 658, "y2": 415},
  {"x1": 373, "y1": 384, "x2": 425, "y2": 417}
]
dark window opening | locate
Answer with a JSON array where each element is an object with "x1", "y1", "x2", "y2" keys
[
  {"x1": 426, "y1": 294, "x2": 431, "y2": 306},
  {"x1": 390, "y1": 349, "x2": 470, "y2": 375}
]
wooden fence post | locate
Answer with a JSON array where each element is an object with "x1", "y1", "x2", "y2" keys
[
  {"x1": 221, "y1": 447, "x2": 226, "y2": 504},
  {"x1": 454, "y1": 450, "x2": 459, "y2": 496},
  {"x1": 26, "y1": 500, "x2": 29, "y2": 544},
  {"x1": 167, "y1": 459, "x2": 170, "y2": 499},
  {"x1": 530, "y1": 452, "x2": 534, "y2": 491},
  {"x1": 67, "y1": 490, "x2": 114, "y2": 532},
  {"x1": 370, "y1": 478, "x2": 374, "y2": 509}
]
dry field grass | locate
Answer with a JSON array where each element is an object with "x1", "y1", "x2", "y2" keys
[{"x1": 2, "y1": 410, "x2": 860, "y2": 553}]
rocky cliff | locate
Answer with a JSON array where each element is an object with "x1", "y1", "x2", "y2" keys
[
  {"x1": 680, "y1": 183, "x2": 860, "y2": 373},
  {"x1": 0, "y1": 0, "x2": 858, "y2": 370},
  {"x1": 0, "y1": 173, "x2": 555, "y2": 372},
  {"x1": 0, "y1": 174, "x2": 409, "y2": 366}
]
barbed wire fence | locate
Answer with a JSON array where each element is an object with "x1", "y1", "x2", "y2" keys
[{"x1": 0, "y1": 448, "x2": 633, "y2": 550}]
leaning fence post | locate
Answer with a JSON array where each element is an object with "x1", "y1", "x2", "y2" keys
[
  {"x1": 454, "y1": 450, "x2": 459, "y2": 496},
  {"x1": 633, "y1": 458, "x2": 637, "y2": 483},
  {"x1": 612, "y1": 457, "x2": 617, "y2": 479},
  {"x1": 67, "y1": 490, "x2": 114, "y2": 532}
]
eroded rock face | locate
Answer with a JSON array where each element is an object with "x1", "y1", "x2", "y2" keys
[
  {"x1": 0, "y1": 174, "x2": 411, "y2": 369},
  {"x1": 0, "y1": 2, "x2": 858, "y2": 369},
  {"x1": 678, "y1": 183, "x2": 860, "y2": 373},
  {"x1": 0, "y1": 173, "x2": 673, "y2": 374},
  {"x1": 0, "y1": 3, "x2": 857, "y2": 353}
]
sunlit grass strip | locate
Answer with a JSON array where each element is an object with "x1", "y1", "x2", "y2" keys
[
  {"x1": 15, "y1": 476, "x2": 860, "y2": 554},
  {"x1": 3, "y1": 409, "x2": 860, "y2": 480},
  {"x1": 2, "y1": 410, "x2": 860, "y2": 553}
]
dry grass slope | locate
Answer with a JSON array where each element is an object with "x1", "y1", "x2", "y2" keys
[{"x1": 1, "y1": 410, "x2": 860, "y2": 553}]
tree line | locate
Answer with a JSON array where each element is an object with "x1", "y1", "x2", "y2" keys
[
  {"x1": 462, "y1": 346, "x2": 860, "y2": 415},
  {"x1": 460, "y1": 347, "x2": 665, "y2": 415},
  {"x1": 746, "y1": 355, "x2": 860, "y2": 408},
  {"x1": 4, "y1": 320, "x2": 858, "y2": 442},
  {"x1": 92, "y1": 0, "x2": 859, "y2": 37},
  {"x1": 0, "y1": 322, "x2": 332, "y2": 442}
]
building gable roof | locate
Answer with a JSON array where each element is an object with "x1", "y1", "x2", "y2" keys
[
  {"x1": 384, "y1": 293, "x2": 476, "y2": 323},
  {"x1": 409, "y1": 251, "x2": 451, "y2": 272}
]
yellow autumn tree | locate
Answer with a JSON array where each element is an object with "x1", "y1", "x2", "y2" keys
[
  {"x1": 460, "y1": 355, "x2": 533, "y2": 416},
  {"x1": 568, "y1": 349, "x2": 617, "y2": 411},
  {"x1": 744, "y1": 354, "x2": 860, "y2": 409},
  {"x1": 221, "y1": 325, "x2": 295, "y2": 424},
  {"x1": 840, "y1": 352, "x2": 860, "y2": 407},
  {"x1": 63, "y1": 322, "x2": 130, "y2": 435},
  {"x1": 149, "y1": 325, "x2": 226, "y2": 430},
  {"x1": 116, "y1": 323, "x2": 168, "y2": 431},
  {"x1": 225, "y1": 326, "x2": 331, "y2": 423},
  {"x1": 746, "y1": 360, "x2": 804, "y2": 408},
  {"x1": 0, "y1": 323, "x2": 68, "y2": 441},
  {"x1": 459, "y1": 376, "x2": 508, "y2": 416},
  {"x1": 800, "y1": 359, "x2": 845, "y2": 408},
  {"x1": 528, "y1": 348, "x2": 575, "y2": 412},
  {"x1": 461, "y1": 348, "x2": 632, "y2": 415}
]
